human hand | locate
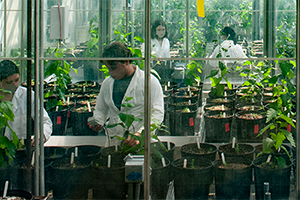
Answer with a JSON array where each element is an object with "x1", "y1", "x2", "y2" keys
[
  {"x1": 123, "y1": 132, "x2": 141, "y2": 147},
  {"x1": 89, "y1": 124, "x2": 103, "y2": 132}
]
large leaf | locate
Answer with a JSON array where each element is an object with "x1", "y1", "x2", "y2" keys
[{"x1": 266, "y1": 108, "x2": 278, "y2": 123}]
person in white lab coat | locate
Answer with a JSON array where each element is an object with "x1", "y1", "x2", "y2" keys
[
  {"x1": 89, "y1": 41, "x2": 164, "y2": 146},
  {"x1": 142, "y1": 19, "x2": 170, "y2": 58},
  {"x1": 208, "y1": 26, "x2": 247, "y2": 68},
  {"x1": 0, "y1": 60, "x2": 52, "y2": 146}
]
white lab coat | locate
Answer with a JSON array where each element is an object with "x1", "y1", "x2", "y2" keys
[
  {"x1": 5, "y1": 86, "x2": 53, "y2": 141},
  {"x1": 208, "y1": 40, "x2": 247, "y2": 67},
  {"x1": 141, "y1": 38, "x2": 170, "y2": 58},
  {"x1": 93, "y1": 67, "x2": 164, "y2": 144}
]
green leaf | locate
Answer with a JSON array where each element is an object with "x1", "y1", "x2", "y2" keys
[
  {"x1": 206, "y1": 69, "x2": 219, "y2": 79},
  {"x1": 276, "y1": 156, "x2": 287, "y2": 168},
  {"x1": 119, "y1": 113, "x2": 135, "y2": 130},
  {"x1": 282, "y1": 130, "x2": 295, "y2": 147},
  {"x1": 266, "y1": 108, "x2": 278, "y2": 123},
  {"x1": 134, "y1": 36, "x2": 145, "y2": 43}
]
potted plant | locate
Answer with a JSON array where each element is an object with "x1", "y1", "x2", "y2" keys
[
  {"x1": 254, "y1": 59, "x2": 296, "y2": 200},
  {"x1": 44, "y1": 45, "x2": 75, "y2": 135},
  {"x1": 213, "y1": 156, "x2": 253, "y2": 200},
  {"x1": 91, "y1": 96, "x2": 170, "y2": 199},
  {"x1": 171, "y1": 157, "x2": 213, "y2": 200},
  {"x1": 204, "y1": 110, "x2": 234, "y2": 143}
]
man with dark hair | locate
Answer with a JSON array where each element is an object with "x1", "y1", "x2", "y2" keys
[
  {"x1": 90, "y1": 41, "x2": 164, "y2": 146},
  {"x1": 0, "y1": 60, "x2": 52, "y2": 145}
]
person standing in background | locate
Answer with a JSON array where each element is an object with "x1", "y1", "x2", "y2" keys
[
  {"x1": 142, "y1": 19, "x2": 170, "y2": 58},
  {"x1": 208, "y1": 26, "x2": 247, "y2": 68}
]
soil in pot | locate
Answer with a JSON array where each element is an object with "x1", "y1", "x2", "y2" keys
[
  {"x1": 91, "y1": 157, "x2": 127, "y2": 199},
  {"x1": 213, "y1": 157, "x2": 253, "y2": 200},
  {"x1": 171, "y1": 157, "x2": 213, "y2": 200},
  {"x1": 48, "y1": 158, "x2": 91, "y2": 199},
  {"x1": 218, "y1": 143, "x2": 255, "y2": 161},
  {"x1": 235, "y1": 104, "x2": 263, "y2": 112},
  {"x1": 253, "y1": 155, "x2": 292, "y2": 200},
  {"x1": 206, "y1": 97, "x2": 235, "y2": 110},
  {"x1": 168, "y1": 108, "x2": 197, "y2": 136},
  {"x1": 65, "y1": 145, "x2": 101, "y2": 162},
  {"x1": 44, "y1": 147, "x2": 66, "y2": 161},
  {"x1": 70, "y1": 107, "x2": 98, "y2": 135},
  {"x1": 204, "y1": 111, "x2": 233, "y2": 143},
  {"x1": 171, "y1": 89, "x2": 199, "y2": 105},
  {"x1": 180, "y1": 143, "x2": 217, "y2": 162},
  {"x1": 235, "y1": 111, "x2": 266, "y2": 143},
  {"x1": 204, "y1": 104, "x2": 233, "y2": 114}
]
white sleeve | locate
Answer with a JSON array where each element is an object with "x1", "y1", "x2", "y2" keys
[
  {"x1": 208, "y1": 45, "x2": 220, "y2": 67},
  {"x1": 93, "y1": 80, "x2": 110, "y2": 126},
  {"x1": 43, "y1": 109, "x2": 52, "y2": 141}
]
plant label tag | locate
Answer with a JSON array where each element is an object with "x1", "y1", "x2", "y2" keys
[
  {"x1": 225, "y1": 123, "x2": 230, "y2": 132},
  {"x1": 287, "y1": 124, "x2": 291, "y2": 132},
  {"x1": 57, "y1": 116, "x2": 61, "y2": 125},
  {"x1": 254, "y1": 125, "x2": 259, "y2": 134},
  {"x1": 189, "y1": 118, "x2": 194, "y2": 126}
]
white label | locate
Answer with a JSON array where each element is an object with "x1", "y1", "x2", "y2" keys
[
  {"x1": 87, "y1": 102, "x2": 91, "y2": 112},
  {"x1": 108, "y1": 155, "x2": 111, "y2": 168},
  {"x1": 232, "y1": 137, "x2": 236, "y2": 148},
  {"x1": 167, "y1": 142, "x2": 171, "y2": 151},
  {"x1": 183, "y1": 159, "x2": 187, "y2": 168},
  {"x1": 266, "y1": 155, "x2": 272, "y2": 163},
  {"x1": 162, "y1": 158, "x2": 166, "y2": 167},
  {"x1": 70, "y1": 152, "x2": 75, "y2": 165},
  {"x1": 221, "y1": 153, "x2": 226, "y2": 165},
  {"x1": 75, "y1": 147, "x2": 78, "y2": 157},
  {"x1": 197, "y1": 138, "x2": 200, "y2": 149}
]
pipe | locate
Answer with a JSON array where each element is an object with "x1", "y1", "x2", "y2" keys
[
  {"x1": 144, "y1": 0, "x2": 151, "y2": 199},
  {"x1": 39, "y1": 0, "x2": 45, "y2": 195},
  {"x1": 296, "y1": 0, "x2": 300, "y2": 198},
  {"x1": 26, "y1": 0, "x2": 33, "y2": 193},
  {"x1": 34, "y1": 0, "x2": 40, "y2": 195}
]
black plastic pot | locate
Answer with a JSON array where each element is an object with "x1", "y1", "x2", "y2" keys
[
  {"x1": 180, "y1": 143, "x2": 217, "y2": 162},
  {"x1": 9, "y1": 158, "x2": 51, "y2": 192},
  {"x1": 253, "y1": 156, "x2": 292, "y2": 200},
  {"x1": 168, "y1": 109, "x2": 197, "y2": 136},
  {"x1": 151, "y1": 157, "x2": 172, "y2": 200},
  {"x1": 213, "y1": 157, "x2": 253, "y2": 200},
  {"x1": 204, "y1": 111, "x2": 233, "y2": 143},
  {"x1": 235, "y1": 111, "x2": 266, "y2": 143},
  {"x1": 70, "y1": 107, "x2": 98, "y2": 135},
  {"x1": 91, "y1": 157, "x2": 127, "y2": 199},
  {"x1": 48, "y1": 109, "x2": 68, "y2": 135},
  {"x1": 171, "y1": 157, "x2": 213, "y2": 200},
  {"x1": 218, "y1": 143, "x2": 255, "y2": 161},
  {"x1": 48, "y1": 158, "x2": 91, "y2": 199},
  {"x1": 0, "y1": 190, "x2": 32, "y2": 200},
  {"x1": 0, "y1": 166, "x2": 9, "y2": 191}
]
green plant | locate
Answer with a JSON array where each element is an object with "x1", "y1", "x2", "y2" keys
[
  {"x1": 107, "y1": 96, "x2": 168, "y2": 159},
  {"x1": 257, "y1": 59, "x2": 296, "y2": 167},
  {"x1": 44, "y1": 44, "x2": 75, "y2": 111},
  {"x1": 0, "y1": 89, "x2": 21, "y2": 167},
  {"x1": 235, "y1": 143, "x2": 239, "y2": 153},
  {"x1": 206, "y1": 60, "x2": 232, "y2": 97},
  {"x1": 184, "y1": 61, "x2": 203, "y2": 86}
]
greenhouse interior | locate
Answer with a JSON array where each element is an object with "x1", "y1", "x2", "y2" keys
[{"x1": 0, "y1": 0, "x2": 300, "y2": 199}]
